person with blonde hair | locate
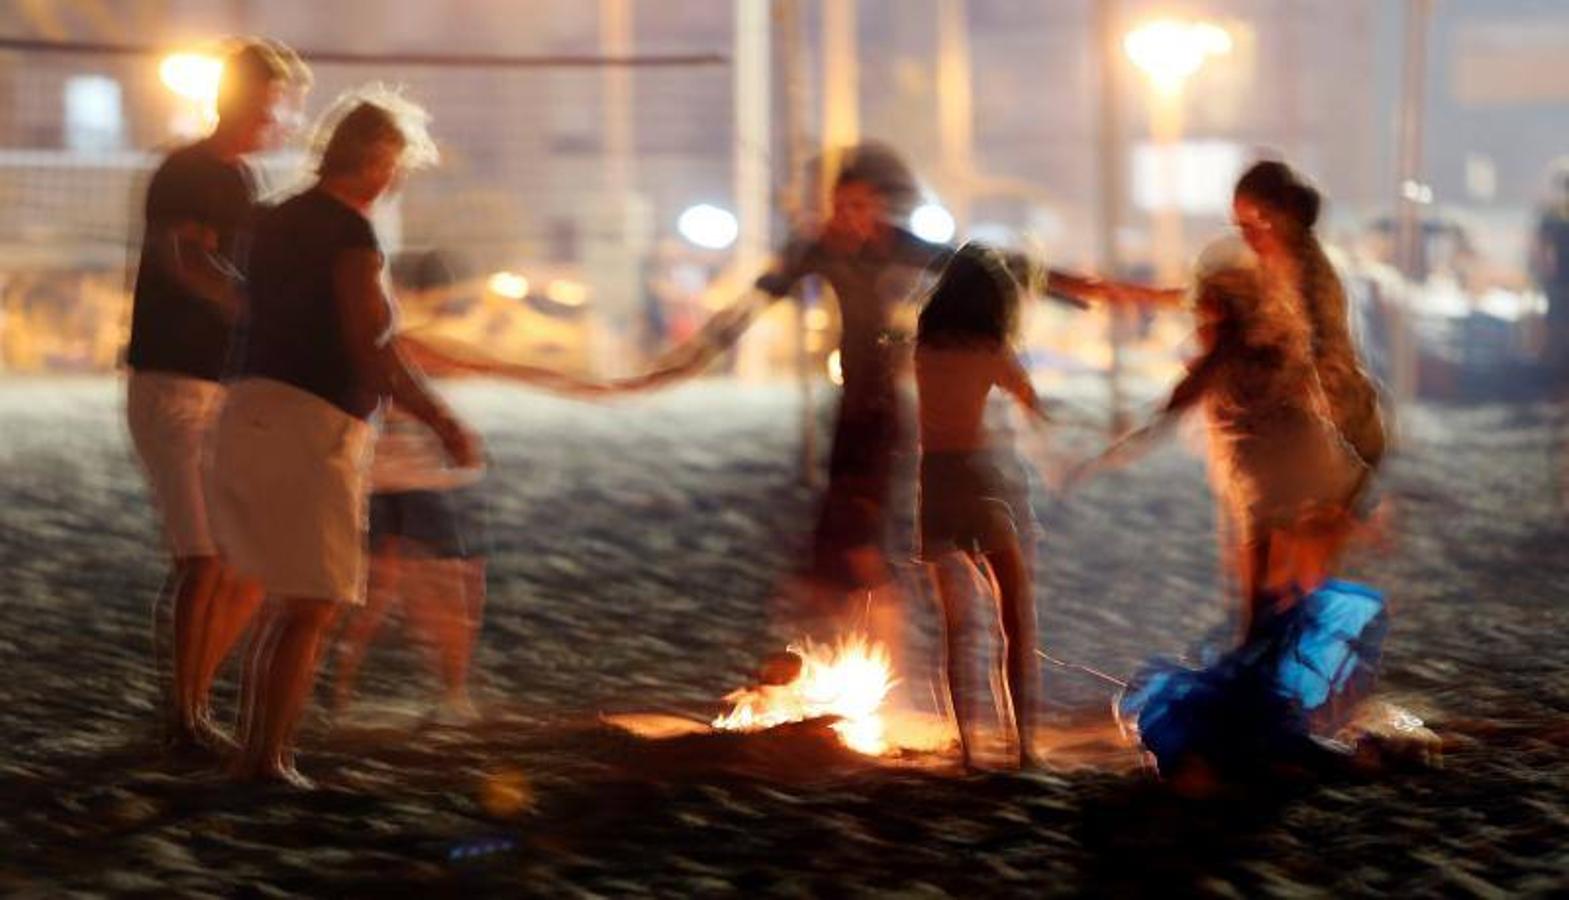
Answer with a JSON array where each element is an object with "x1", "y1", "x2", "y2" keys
[
  {"x1": 124, "y1": 38, "x2": 310, "y2": 751},
  {"x1": 209, "y1": 87, "x2": 477, "y2": 786}
]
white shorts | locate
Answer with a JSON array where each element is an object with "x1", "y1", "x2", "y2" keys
[
  {"x1": 125, "y1": 370, "x2": 225, "y2": 557},
  {"x1": 208, "y1": 378, "x2": 376, "y2": 604}
]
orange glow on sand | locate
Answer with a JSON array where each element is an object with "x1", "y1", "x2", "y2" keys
[{"x1": 713, "y1": 634, "x2": 895, "y2": 755}]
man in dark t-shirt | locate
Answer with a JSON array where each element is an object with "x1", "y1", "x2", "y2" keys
[{"x1": 124, "y1": 39, "x2": 309, "y2": 751}]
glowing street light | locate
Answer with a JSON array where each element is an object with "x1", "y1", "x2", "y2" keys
[
  {"x1": 1123, "y1": 20, "x2": 1232, "y2": 95},
  {"x1": 910, "y1": 201, "x2": 957, "y2": 244},
  {"x1": 160, "y1": 51, "x2": 223, "y2": 135},
  {"x1": 486, "y1": 270, "x2": 530, "y2": 300},
  {"x1": 160, "y1": 52, "x2": 223, "y2": 105},
  {"x1": 677, "y1": 203, "x2": 739, "y2": 250},
  {"x1": 1123, "y1": 19, "x2": 1233, "y2": 284}
]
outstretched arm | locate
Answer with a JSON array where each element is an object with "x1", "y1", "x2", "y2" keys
[
  {"x1": 1066, "y1": 345, "x2": 1222, "y2": 487},
  {"x1": 396, "y1": 331, "x2": 607, "y2": 397},
  {"x1": 995, "y1": 253, "x2": 1184, "y2": 310},
  {"x1": 612, "y1": 289, "x2": 780, "y2": 391}
]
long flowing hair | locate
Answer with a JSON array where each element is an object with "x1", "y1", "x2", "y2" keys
[{"x1": 917, "y1": 243, "x2": 1022, "y2": 350}]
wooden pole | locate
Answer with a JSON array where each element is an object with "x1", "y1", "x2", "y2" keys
[
  {"x1": 780, "y1": 0, "x2": 818, "y2": 486},
  {"x1": 820, "y1": 0, "x2": 860, "y2": 205},
  {"x1": 935, "y1": 0, "x2": 974, "y2": 235},
  {"x1": 1392, "y1": 0, "x2": 1433, "y2": 404},
  {"x1": 1094, "y1": 0, "x2": 1129, "y2": 433},
  {"x1": 734, "y1": 0, "x2": 772, "y2": 274}
]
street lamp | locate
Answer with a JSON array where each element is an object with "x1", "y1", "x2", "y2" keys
[
  {"x1": 677, "y1": 203, "x2": 740, "y2": 250},
  {"x1": 1123, "y1": 18, "x2": 1232, "y2": 283},
  {"x1": 159, "y1": 51, "x2": 223, "y2": 134},
  {"x1": 1123, "y1": 20, "x2": 1232, "y2": 95}
]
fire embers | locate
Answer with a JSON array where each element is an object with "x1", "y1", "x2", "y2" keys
[{"x1": 712, "y1": 635, "x2": 895, "y2": 756}]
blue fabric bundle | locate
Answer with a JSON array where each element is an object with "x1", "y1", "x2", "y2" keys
[{"x1": 1117, "y1": 580, "x2": 1388, "y2": 778}]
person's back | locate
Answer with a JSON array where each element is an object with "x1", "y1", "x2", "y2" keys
[
  {"x1": 915, "y1": 339, "x2": 1030, "y2": 455},
  {"x1": 235, "y1": 186, "x2": 382, "y2": 419}
]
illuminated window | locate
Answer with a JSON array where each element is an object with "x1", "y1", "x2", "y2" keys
[
  {"x1": 64, "y1": 75, "x2": 124, "y2": 152},
  {"x1": 1131, "y1": 140, "x2": 1245, "y2": 215}
]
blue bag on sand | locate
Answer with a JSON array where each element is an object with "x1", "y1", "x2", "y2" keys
[{"x1": 1116, "y1": 580, "x2": 1388, "y2": 778}]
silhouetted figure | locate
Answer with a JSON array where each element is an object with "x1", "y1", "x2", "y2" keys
[
  {"x1": 209, "y1": 89, "x2": 480, "y2": 787},
  {"x1": 915, "y1": 244, "x2": 1051, "y2": 769},
  {"x1": 123, "y1": 39, "x2": 309, "y2": 751}
]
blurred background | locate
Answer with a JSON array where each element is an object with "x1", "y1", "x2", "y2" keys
[{"x1": 0, "y1": 0, "x2": 1564, "y2": 405}]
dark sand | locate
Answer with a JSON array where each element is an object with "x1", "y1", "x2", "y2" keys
[{"x1": 1, "y1": 377, "x2": 1567, "y2": 896}]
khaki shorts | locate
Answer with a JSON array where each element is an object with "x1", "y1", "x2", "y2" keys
[
  {"x1": 208, "y1": 378, "x2": 375, "y2": 604},
  {"x1": 125, "y1": 370, "x2": 226, "y2": 557}
]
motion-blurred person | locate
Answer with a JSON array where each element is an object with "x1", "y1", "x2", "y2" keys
[
  {"x1": 330, "y1": 295, "x2": 491, "y2": 722},
  {"x1": 209, "y1": 89, "x2": 480, "y2": 786},
  {"x1": 123, "y1": 39, "x2": 308, "y2": 750},
  {"x1": 1531, "y1": 163, "x2": 1569, "y2": 374},
  {"x1": 614, "y1": 143, "x2": 1142, "y2": 645},
  {"x1": 1234, "y1": 161, "x2": 1386, "y2": 488},
  {"x1": 915, "y1": 245, "x2": 1053, "y2": 769},
  {"x1": 1076, "y1": 234, "x2": 1367, "y2": 643}
]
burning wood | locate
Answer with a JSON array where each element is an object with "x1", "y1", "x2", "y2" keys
[{"x1": 712, "y1": 635, "x2": 896, "y2": 755}]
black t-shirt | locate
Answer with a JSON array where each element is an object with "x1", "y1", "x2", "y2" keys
[
  {"x1": 233, "y1": 187, "x2": 385, "y2": 419},
  {"x1": 755, "y1": 228, "x2": 948, "y2": 414},
  {"x1": 126, "y1": 141, "x2": 256, "y2": 380}
]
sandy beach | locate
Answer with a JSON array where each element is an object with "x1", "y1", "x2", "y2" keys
[{"x1": 1, "y1": 376, "x2": 1566, "y2": 896}]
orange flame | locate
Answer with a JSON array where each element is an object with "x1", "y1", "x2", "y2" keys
[{"x1": 712, "y1": 634, "x2": 896, "y2": 755}]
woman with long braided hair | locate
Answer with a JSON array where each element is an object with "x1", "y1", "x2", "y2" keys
[{"x1": 1233, "y1": 161, "x2": 1386, "y2": 489}]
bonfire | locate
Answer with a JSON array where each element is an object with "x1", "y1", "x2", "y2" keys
[{"x1": 712, "y1": 634, "x2": 896, "y2": 755}]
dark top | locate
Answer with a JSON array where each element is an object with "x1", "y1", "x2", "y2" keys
[
  {"x1": 126, "y1": 141, "x2": 257, "y2": 381},
  {"x1": 233, "y1": 187, "x2": 385, "y2": 419},
  {"x1": 756, "y1": 228, "x2": 948, "y2": 416}
]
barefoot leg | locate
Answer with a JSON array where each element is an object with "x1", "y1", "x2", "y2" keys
[
  {"x1": 931, "y1": 553, "x2": 980, "y2": 767},
  {"x1": 233, "y1": 595, "x2": 337, "y2": 785},
  {"x1": 331, "y1": 551, "x2": 400, "y2": 714},
  {"x1": 984, "y1": 537, "x2": 1041, "y2": 767},
  {"x1": 169, "y1": 555, "x2": 223, "y2": 745}
]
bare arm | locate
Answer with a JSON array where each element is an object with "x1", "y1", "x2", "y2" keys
[
  {"x1": 996, "y1": 253, "x2": 1183, "y2": 309},
  {"x1": 397, "y1": 331, "x2": 607, "y2": 397},
  {"x1": 1066, "y1": 343, "x2": 1223, "y2": 488},
  {"x1": 335, "y1": 250, "x2": 480, "y2": 467},
  {"x1": 613, "y1": 289, "x2": 780, "y2": 391},
  {"x1": 151, "y1": 221, "x2": 243, "y2": 320},
  {"x1": 997, "y1": 350, "x2": 1050, "y2": 424}
]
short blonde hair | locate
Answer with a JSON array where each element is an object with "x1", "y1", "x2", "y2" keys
[
  {"x1": 311, "y1": 85, "x2": 438, "y2": 177},
  {"x1": 216, "y1": 38, "x2": 304, "y2": 117}
]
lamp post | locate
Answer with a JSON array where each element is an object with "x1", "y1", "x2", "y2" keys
[
  {"x1": 1123, "y1": 18, "x2": 1231, "y2": 283},
  {"x1": 159, "y1": 51, "x2": 223, "y2": 136}
]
